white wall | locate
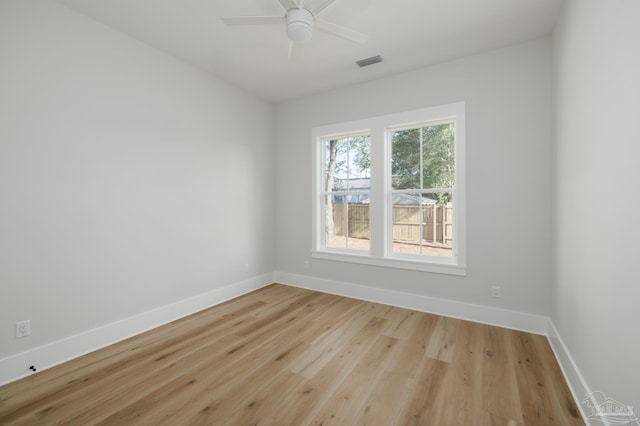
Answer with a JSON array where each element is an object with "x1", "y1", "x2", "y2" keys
[
  {"x1": 275, "y1": 38, "x2": 553, "y2": 317},
  {"x1": 552, "y1": 0, "x2": 640, "y2": 412},
  {"x1": 0, "y1": 0, "x2": 275, "y2": 360}
]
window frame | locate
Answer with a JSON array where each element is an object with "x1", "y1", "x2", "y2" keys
[{"x1": 311, "y1": 102, "x2": 466, "y2": 276}]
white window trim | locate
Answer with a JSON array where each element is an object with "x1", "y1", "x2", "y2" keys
[{"x1": 311, "y1": 102, "x2": 466, "y2": 276}]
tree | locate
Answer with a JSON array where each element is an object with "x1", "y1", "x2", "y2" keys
[
  {"x1": 391, "y1": 123, "x2": 454, "y2": 203},
  {"x1": 348, "y1": 136, "x2": 371, "y2": 176},
  {"x1": 325, "y1": 139, "x2": 338, "y2": 242}
]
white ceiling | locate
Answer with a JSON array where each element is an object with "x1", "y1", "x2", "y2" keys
[{"x1": 56, "y1": 0, "x2": 563, "y2": 103}]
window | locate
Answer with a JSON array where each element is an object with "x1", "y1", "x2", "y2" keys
[
  {"x1": 389, "y1": 122, "x2": 455, "y2": 258},
  {"x1": 312, "y1": 102, "x2": 466, "y2": 275},
  {"x1": 323, "y1": 134, "x2": 371, "y2": 251}
]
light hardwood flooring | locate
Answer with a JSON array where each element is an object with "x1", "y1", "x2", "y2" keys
[{"x1": 0, "y1": 284, "x2": 583, "y2": 425}]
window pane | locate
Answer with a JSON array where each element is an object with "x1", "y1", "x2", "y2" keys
[
  {"x1": 391, "y1": 129, "x2": 420, "y2": 189},
  {"x1": 392, "y1": 193, "x2": 453, "y2": 257},
  {"x1": 324, "y1": 136, "x2": 371, "y2": 192},
  {"x1": 391, "y1": 123, "x2": 455, "y2": 190},
  {"x1": 422, "y1": 123, "x2": 455, "y2": 189},
  {"x1": 325, "y1": 194, "x2": 370, "y2": 251}
]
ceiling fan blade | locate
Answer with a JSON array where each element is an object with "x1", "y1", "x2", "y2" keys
[
  {"x1": 221, "y1": 16, "x2": 285, "y2": 26},
  {"x1": 315, "y1": 18, "x2": 368, "y2": 44},
  {"x1": 279, "y1": 0, "x2": 299, "y2": 11},
  {"x1": 308, "y1": 0, "x2": 337, "y2": 15}
]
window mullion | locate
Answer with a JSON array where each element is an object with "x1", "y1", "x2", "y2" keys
[
  {"x1": 420, "y1": 127, "x2": 424, "y2": 190},
  {"x1": 369, "y1": 126, "x2": 385, "y2": 258}
]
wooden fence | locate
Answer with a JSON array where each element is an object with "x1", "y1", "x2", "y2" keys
[{"x1": 332, "y1": 203, "x2": 453, "y2": 246}]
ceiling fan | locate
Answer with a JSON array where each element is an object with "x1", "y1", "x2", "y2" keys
[{"x1": 221, "y1": 0, "x2": 367, "y2": 59}]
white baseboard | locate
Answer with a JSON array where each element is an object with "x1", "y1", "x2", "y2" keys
[
  {"x1": 274, "y1": 271, "x2": 549, "y2": 335},
  {"x1": 547, "y1": 319, "x2": 593, "y2": 424},
  {"x1": 0, "y1": 273, "x2": 274, "y2": 386}
]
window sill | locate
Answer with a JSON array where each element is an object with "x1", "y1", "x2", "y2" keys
[{"x1": 311, "y1": 250, "x2": 467, "y2": 276}]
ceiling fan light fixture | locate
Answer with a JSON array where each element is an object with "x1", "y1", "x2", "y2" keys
[{"x1": 286, "y1": 8, "x2": 314, "y2": 42}]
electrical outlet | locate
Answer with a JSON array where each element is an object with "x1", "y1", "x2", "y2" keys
[
  {"x1": 243, "y1": 263, "x2": 249, "y2": 273},
  {"x1": 303, "y1": 260, "x2": 310, "y2": 269},
  {"x1": 16, "y1": 320, "x2": 31, "y2": 338},
  {"x1": 491, "y1": 286, "x2": 501, "y2": 298}
]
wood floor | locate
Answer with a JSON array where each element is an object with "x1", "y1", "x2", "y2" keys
[{"x1": 0, "y1": 284, "x2": 583, "y2": 425}]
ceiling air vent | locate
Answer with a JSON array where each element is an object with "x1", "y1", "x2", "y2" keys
[{"x1": 356, "y1": 55, "x2": 382, "y2": 68}]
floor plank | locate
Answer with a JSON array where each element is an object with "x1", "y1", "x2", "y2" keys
[{"x1": 0, "y1": 284, "x2": 584, "y2": 425}]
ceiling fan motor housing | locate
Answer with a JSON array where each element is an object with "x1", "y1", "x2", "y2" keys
[{"x1": 286, "y1": 8, "x2": 314, "y2": 42}]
